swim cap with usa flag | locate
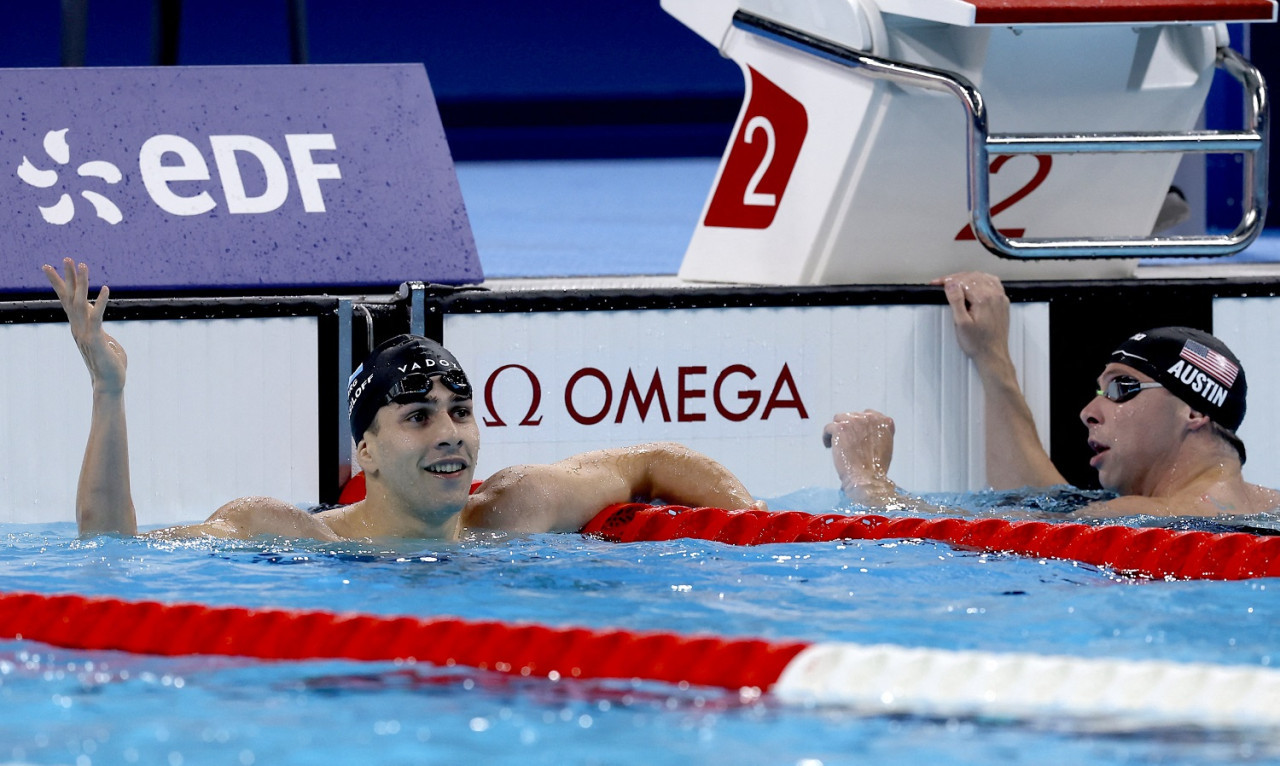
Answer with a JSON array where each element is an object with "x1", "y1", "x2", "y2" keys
[{"x1": 1109, "y1": 327, "x2": 1246, "y2": 432}]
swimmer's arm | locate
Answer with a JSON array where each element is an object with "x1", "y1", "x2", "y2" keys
[
  {"x1": 823, "y1": 410, "x2": 959, "y2": 514},
  {"x1": 632, "y1": 441, "x2": 765, "y2": 511},
  {"x1": 147, "y1": 497, "x2": 342, "y2": 541},
  {"x1": 77, "y1": 388, "x2": 137, "y2": 536},
  {"x1": 45, "y1": 259, "x2": 138, "y2": 537},
  {"x1": 464, "y1": 442, "x2": 764, "y2": 534},
  {"x1": 936, "y1": 272, "x2": 1066, "y2": 489},
  {"x1": 824, "y1": 410, "x2": 913, "y2": 507},
  {"x1": 976, "y1": 357, "x2": 1067, "y2": 489}
]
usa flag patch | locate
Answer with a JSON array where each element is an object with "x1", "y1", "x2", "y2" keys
[{"x1": 1181, "y1": 340, "x2": 1239, "y2": 387}]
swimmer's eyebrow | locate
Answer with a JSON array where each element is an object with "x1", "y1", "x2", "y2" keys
[
  {"x1": 411, "y1": 390, "x2": 473, "y2": 409},
  {"x1": 391, "y1": 389, "x2": 466, "y2": 411},
  {"x1": 390, "y1": 399, "x2": 437, "y2": 414},
  {"x1": 1096, "y1": 368, "x2": 1125, "y2": 386}
]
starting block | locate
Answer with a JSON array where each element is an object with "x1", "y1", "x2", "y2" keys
[{"x1": 666, "y1": 0, "x2": 1274, "y2": 284}]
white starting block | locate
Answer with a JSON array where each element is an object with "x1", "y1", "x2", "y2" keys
[{"x1": 666, "y1": 0, "x2": 1274, "y2": 284}]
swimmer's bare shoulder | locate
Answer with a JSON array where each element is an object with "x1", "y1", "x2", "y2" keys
[
  {"x1": 147, "y1": 496, "x2": 342, "y2": 542},
  {"x1": 1079, "y1": 483, "x2": 1280, "y2": 519},
  {"x1": 1248, "y1": 484, "x2": 1280, "y2": 514},
  {"x1": 1074, "y1": 494, "x2": 1178, "y2": 519}
]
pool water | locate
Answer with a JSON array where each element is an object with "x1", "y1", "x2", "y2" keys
[{"x1": 3, "y1": 495, "x2": 1280, "y2": 765}]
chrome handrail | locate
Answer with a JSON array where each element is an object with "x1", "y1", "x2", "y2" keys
[{"x1": 733, "y1": 10, "x2": 1269, "y2": 259}]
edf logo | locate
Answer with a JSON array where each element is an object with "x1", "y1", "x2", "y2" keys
[
  {"x1": 0, "y1": 64, "x2": 481, "y2": 291},
  {"x1": 17, "y1": 127, "x2": 341, "y2": 225}
]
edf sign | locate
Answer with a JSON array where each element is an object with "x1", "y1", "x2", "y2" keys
[
  {"x1": 1, "y1": 65, "x2": 481, "y2": 291},
  {"x1": 139, "y1": 133, "x2": 340, "y2": 217}
]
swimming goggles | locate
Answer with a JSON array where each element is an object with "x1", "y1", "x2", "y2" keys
[
  {"x1": 1097, "y1": 375, "x2": 1162, "y2": 403},
  {"x1": 386, "y1": 369, "x2": 473, "y2": 403}
]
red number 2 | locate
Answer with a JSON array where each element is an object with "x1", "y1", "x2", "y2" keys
[{"x1": 956, "y1": 154, "x2": 1052, "y2": 240}]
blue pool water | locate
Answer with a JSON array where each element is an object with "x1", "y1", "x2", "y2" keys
[{"x1": 3, "y1": 494, "x2": 1280, "y2": 765}]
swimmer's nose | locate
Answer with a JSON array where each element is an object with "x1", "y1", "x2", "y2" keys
[
  {"x1": 1079, "y1": 395, "x2": 1103, "y2": 426},
  {"x1": 435, "y1": 415, "x2": 465, "y2": 447}
]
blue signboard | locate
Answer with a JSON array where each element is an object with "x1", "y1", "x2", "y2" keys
[{"x1": 1, "y1": 64, "x2": 481, "y2": 291}]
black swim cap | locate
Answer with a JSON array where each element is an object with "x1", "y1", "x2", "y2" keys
[
  {"x1": 1109, "y1": 326, "x2": 1246, "y2": 435},
  {"x1": 347, "y1": 334, "x2": 472, "y2": 441}
]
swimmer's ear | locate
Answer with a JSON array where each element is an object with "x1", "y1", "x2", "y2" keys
[
  {"x1": 1184, "y1": 409, "x2": 1212, "y2": 432},
  {"x1": 354, "y1": 436, "x2": 380, "y2": 475}
]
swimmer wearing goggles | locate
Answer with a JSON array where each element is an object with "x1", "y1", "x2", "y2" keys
[{"x1": 1096, "y1": 375, "x2": 1163, "y2": 404}]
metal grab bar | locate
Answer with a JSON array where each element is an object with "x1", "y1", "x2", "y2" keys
[{"x1": 733, "y1": 10, "x2": 1269, "y2": 259}]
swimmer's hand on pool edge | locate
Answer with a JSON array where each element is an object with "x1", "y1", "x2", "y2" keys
[
  {"x1": 44, "y1": 258, "x2": 138, "y2": 537},
  {"x1": 823, "y1": 410, "x2": 900, "y2": 507},
  {"x1": 933, "y1": 271, "x2": 1066, "y2": 491},
  {"x1": 931, "y1": 272, "x2": 1012, "y2": 373}
]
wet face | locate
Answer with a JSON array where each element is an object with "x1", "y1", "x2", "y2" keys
[
  {"x1": 1079, "y1": 363, "x2": 1192, "y2": 495},
  {"x1": 360, "y1": 385, "x2": 480, "y2": 520}
]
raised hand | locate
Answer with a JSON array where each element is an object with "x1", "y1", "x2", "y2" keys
[{"x1": 43, "y1": 258, "x2": 127, "y2": 395}]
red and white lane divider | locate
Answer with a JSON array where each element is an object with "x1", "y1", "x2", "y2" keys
[
  {"x1": 6, "y1": 506, "x2": 1279, "y2": 725},
  {"x1": 777, "y1": 644, "x2": 1280, "y2": 728},
  {"x1": 2, "y1": 590, "x2": 1279, "y2": 727},
  {"x1": 583, "y1": 504, "x2": 1280, "y2": 581}
]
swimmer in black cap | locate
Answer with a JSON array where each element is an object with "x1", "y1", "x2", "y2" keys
[
  {"x1": 46, "y1": 259, "x2": 765, "y2": 540},
  {"x1": 824, "y1": 271, "x2": 1279, "y2": 518}
]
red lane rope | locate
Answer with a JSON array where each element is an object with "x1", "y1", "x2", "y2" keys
[
  {"x1": 581, "y1": 504, "x2": 1280, "y2": 581},
  {"x1": 0, "y1": 591, "x2": 807, "y2": 690},
  {"x1": 10, "y1": 587, "x2": 1280, "y2": 727}
]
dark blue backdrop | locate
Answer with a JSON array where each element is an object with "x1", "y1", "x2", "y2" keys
[
  {"x1": 2, "y1": 1, "x2": 1273, "y2": 226},
  {"x1": 0, "y1": 1, "x2": 742, "y2": 160}
]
